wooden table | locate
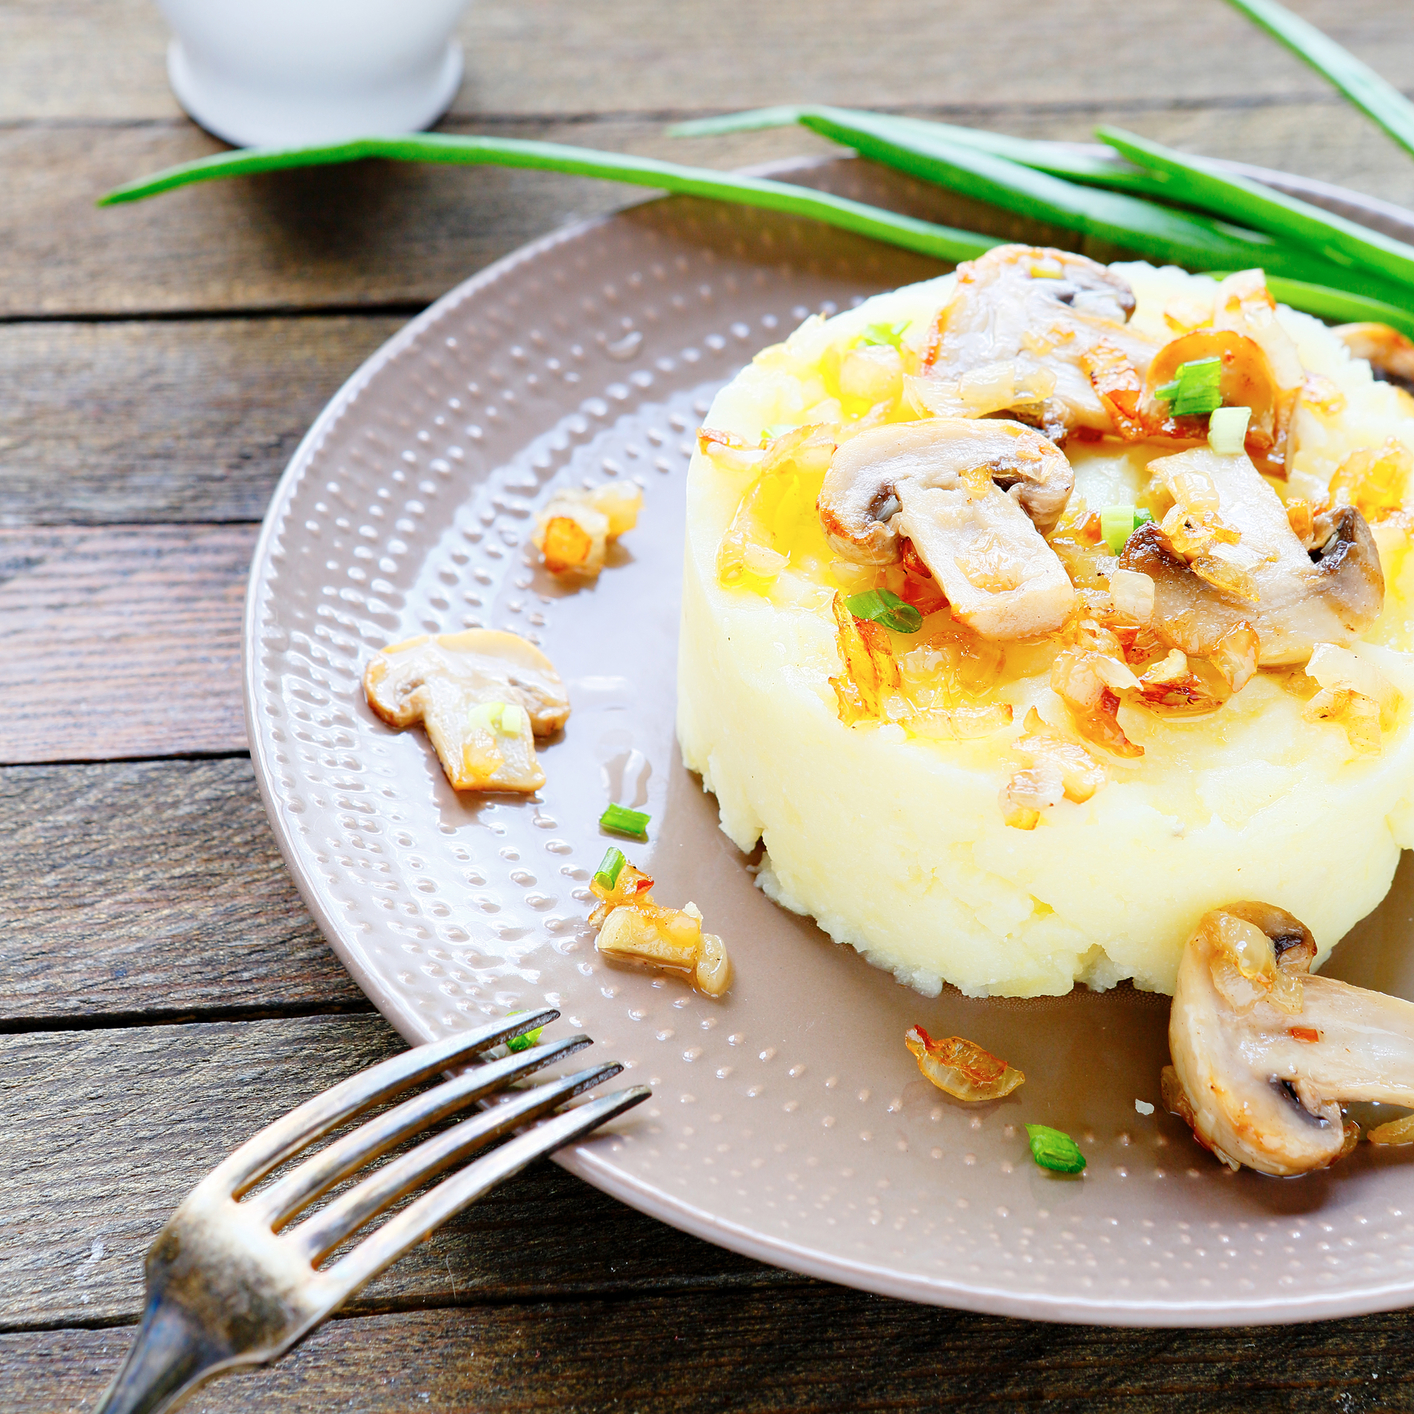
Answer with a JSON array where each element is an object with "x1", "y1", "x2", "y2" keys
[{"x1": 5, "y1": 2, "x2": 1414, "y2": 1408}]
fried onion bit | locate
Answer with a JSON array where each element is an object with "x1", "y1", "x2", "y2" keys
[
  {"x1": 589, "y1": 861, "x2": 731, "y2": 997},
  {"x1": 904, "y1": 1024, "x2": 1024, "y2": 1102},
  {"x1": 533, "y1": 482, "x2": 643, "y2": 579},
  {"x1": 828, "y1": 590, "x2": 901, "y2": 725}
]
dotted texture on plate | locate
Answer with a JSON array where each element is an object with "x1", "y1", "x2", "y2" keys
[{"x1": 245, "y1": 159, "x2": 1414, "y2": 1326}]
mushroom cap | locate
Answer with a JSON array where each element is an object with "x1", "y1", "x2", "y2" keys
[
  {"x1": 1170, "y1": 901, "x2": 1414, "y2": 1175},
  {"x1": 1119, "y1": 448, "x2": 1384, "y2": 666},
  {"x1": 817, "y1": 418, "x2": 1076, "y2": 640},
  {"x1": 363, "y1": 630, "x2": 570, "y2": 793}
]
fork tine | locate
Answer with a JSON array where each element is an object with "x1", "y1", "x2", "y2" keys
[
  {"x1": 250, "y1": 1033, "x2": 593, "y2": 1230},
  {"x1": 213, "y1": 1009, "x2": 558, "y2": 1195},
  {"x1": 291, "y1": 1061, "x2": 623, "y2": 1264},
  {"x1": 327, "y1": 1083, "x2": 651, "y2": 1298}
]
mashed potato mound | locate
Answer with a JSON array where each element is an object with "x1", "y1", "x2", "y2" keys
[{"x1": 677, "y1": 259, "x2": 1414, "y2": 997}]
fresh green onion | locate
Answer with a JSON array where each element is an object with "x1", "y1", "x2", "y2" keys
[
  {"x1": 600, "y1": 803, "x2": 651, "y2": 839},
  {"x1": 845, "y1": 586, "x2": 924, "y2": 633},
  {"x1": 1222, "y1": 0, "x2": 1414, "y2": 163},
  {"x1": 499, "y1": 702, "x2": 527, "y2": 736},
  {"x1": 671, "y1": 106, "x2": 1172, "y2": 197},
  {"x1": 761, "y1": 422, "x2": 798, "y2": 443},
  {"x1": 593, "y1": 846, "x2": 627, "y2": 891},
  {"x1": 1155, "y1": 356, "x2": 1223, "y2": 416},
  {"x1": 467, "y1": 700, "x2": 507, "y2": 732},
  {"x1": 505, "y1": 1012, "x2": 545, "y2": 1053},
  {"x1": 1097, "y1": 126, "x2": 1414, "y2": 299},
  {"x1": 1099, "y1": 505, "x2": 1152, "y2": 556},
  {"x1": 1208, "y1": 405, "x2": 1252, "y2": 455},
  {"x1": 96, "y1": 133, "x2": 1000, "y2": 269},
  {"x1": 678, "y1": 104, "x2": 1375, "y2": 291},
  {"x1": 858, "y1": 320, "x2": 910, "y2": 348},
  {"x1": 1026, "y1": 1124, "x2": 1087, "y2": 1174}
]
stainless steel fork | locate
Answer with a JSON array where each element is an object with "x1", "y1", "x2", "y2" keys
[{"x1": 94, "y1": 1010, "x2": 649, "y2": 1414}]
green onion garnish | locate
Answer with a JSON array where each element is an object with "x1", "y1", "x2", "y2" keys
[
  {"x1": 96, "y1": 134, "x2": 999, "y2": 270},
  {"x1": 858, "y1": 320, "x2": 910, "y2": 348},
  {"x1": 761, "y1": 422, "x2": 797, "y2": 444},
  {"x1": 1222, "y1": 0, "x2": 1414, "y2": 163},
  {"x1": 1208, "y1": 405, "x2": 1252, "y2": 455},
  {"x1": 1155, "y1": 356, "x2": 1223, "y2": 417},
  {"x1": 845, "y1": 587, "x2": 924, "y2": 634},
  {"x1": 1099, "y1": 505, "x2": 1152, "y2": 556},
  {"x1": 1098, "y1": 125, "x2": 1414, "y2": 299},
  {"x1": 600, "y1": 804, "x2": 650, "y2": 839},
  {"x1": 593, "y1": 847, "x2": 627, "y2": 891},
  {"x1": 1026, "y1": 1124, "x2": 1087, "y2": 1174},
  {"x1": 505, "y1": 1012, "x2": 545, "y2": 1053}
]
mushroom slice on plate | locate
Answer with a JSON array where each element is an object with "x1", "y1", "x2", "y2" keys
[
  {"x1": 1167, "y1": 901, "x2": 1414, "y2": 1175},
  {"x1": 817, "y1": 418, "x2": 1075, "y2": 640},
  {"x1": 1120, "y1": 446, "x2": 1383, "y2": 665},
  {"x1": 363, "y1": 629, "x2": 570, "y2": 792},
  {"x1": 919, "y1": 245, "x2": 1158, "y2": 441}
]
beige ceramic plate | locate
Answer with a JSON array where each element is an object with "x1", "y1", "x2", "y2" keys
[{"x1": 245, "y1": 157, "x2": 1414, "y2": 1325}]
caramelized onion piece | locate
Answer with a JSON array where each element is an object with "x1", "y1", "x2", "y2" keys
[
  {"x1": 1336, "y1": 322, "x2": 1414, "y2": 385},
  {"x1": 905, "y1": 1024, "x2": 1024, "y2": 1102}
]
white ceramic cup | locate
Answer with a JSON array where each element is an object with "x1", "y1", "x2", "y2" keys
[{"x1": 155, "y1": 0, "x2": 471, "y2": 148}]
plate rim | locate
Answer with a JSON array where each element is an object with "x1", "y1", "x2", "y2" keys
[{"x1": 242, "y1": 156, "x2": 1414, "y2": 1327}]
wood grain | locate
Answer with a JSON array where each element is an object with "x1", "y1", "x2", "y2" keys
[
  {"x1": 7, "y1": 1294, "x2": 1414, "y2": 1414},
  {"x1": 0, "y1": 524, "x2": 249, "y2": 763},
  {"x1": 3, "y1": 0, "x2": 1414, "y2": 123},
  {"x1": 0, "y1": 317, "x2": 403, "y2": 526},
  {"x1": 0, "y1": 758, "x2": 363, "y2": 1022},
  {"x1": 0, "y1": 1014, "x2": 779, "y2": 1330}
]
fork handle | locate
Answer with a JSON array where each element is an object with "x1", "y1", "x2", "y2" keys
[{"x1": 94, "y1": 1298, "x2": 230, "y2": 1414}]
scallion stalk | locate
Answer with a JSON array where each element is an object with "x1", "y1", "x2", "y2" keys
[
  {"x1": 1099, "y1": 505, "x2": 1152, "y2": 556},
  {"x1": 1156, "y1": 356, "x2": 1223, "y2": 416},
  {"x1": 1222, "y1": 0, "x2": 1414, "y2": 162},
  {"x1": 97, "y1": 133, "x2": 999, "y2": 268},
  {"x1": 1098, "y1": 126, "x2": 1414, "y2": 298},
  {"x1": 1208, "y1": 405, "x2": 1252, "y2": 454}
]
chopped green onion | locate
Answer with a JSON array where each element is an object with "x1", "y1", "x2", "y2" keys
[
  {"x1": 1222, "y1": 0, "x2": 1414, "y2": 163},
  {"x1": 1099, "y1": 505, "x2": 1153, "y2": 556},
  {"x1": 761, "y1": 422, "x2": 797, "y2": 444},
  {"x1": 1026, "y1": 1124, "x2": 1087, "y2": 1174},
  {"x1": 1097, "y1": 126, "x2": 1414, "y2": 300},
  {"x1": 594, "y1": 847, "x2": 627, "y2": 891},
  {"x1": 1208, "y1": 405, "x2": 1252, "y2": 455},
  {"x1": 600, "y1": 803, "x2": 651, "y2": 839},
  {"x1": 467, "y1": 700, "x2": 506, "y2": 732},
  {"x1": 96, "y1": 134, "x2": 1000, "y2": 270},
  {"x1": 858, "y1": 320, "x2": 910, "y2": 348},
  {"x1": 499, "y1": 702, "x2": 527, "y2": 736},
  {"x1": 505, "y1": 1012, "x2": 545, "y2": 1053},
  {"x1": 845, "y1": 586, "x2": 924, "y2": 633},
  {"x1": 1155, "y1": 356, "x2": 1223, "y2": 417}
]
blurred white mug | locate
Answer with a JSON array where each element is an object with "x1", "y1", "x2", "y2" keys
[{"x1": 155, "y1": 0, "x2": 471, "y2": 148}]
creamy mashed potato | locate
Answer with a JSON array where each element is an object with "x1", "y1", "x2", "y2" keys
[{"x1": 677, "y1": 262, "x2": 1414, "y2": 997}]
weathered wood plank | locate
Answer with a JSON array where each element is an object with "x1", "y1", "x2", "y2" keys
[
  {"x1": 0, "y1": 317, "x2": 404, "y2": 526},
  {"x1": 3, "y1": 0, "x2": 1413, "y2": 123},
  {"x1": 0, "y1": 524, "x2": 249, "y2": 763},
  {"x1": 0, "y1": 758, "x2": 362, "y2": 1021},
  {"x1": 6, "y1": 1295, "x2": 1414, "y2": 1414},
  {"x1": 0, "y1": 1015, "x2": 779, "y2": 1329},
  {"x1": 6, "y1": 98, "x2": 1414, "y2": 322}
]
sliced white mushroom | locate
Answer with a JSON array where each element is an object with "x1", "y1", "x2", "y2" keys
[
  {"x1": 1168, "y1": 900, "x2": 1414, "y2": 1176},
  {"x1": 921, "y1": 245, "x2": 1158, "y2": 441},
  {"x1": 363, "y1": 629, "x2": 570, "y2": 792},
  {"x1": 1119, "y1": 447, "x2": 1383, "y2": 665},
  {"x1": 818, "y1": 418, "x2": 1075, "y2": 640}
]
